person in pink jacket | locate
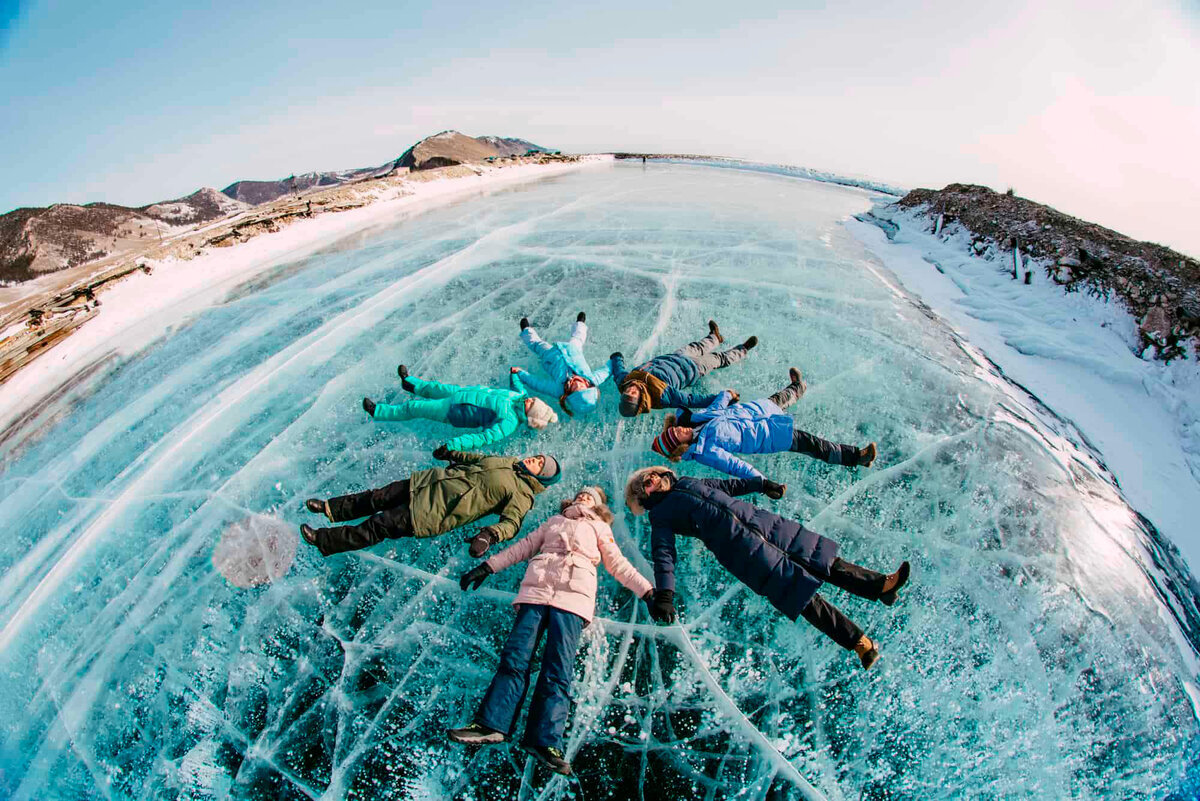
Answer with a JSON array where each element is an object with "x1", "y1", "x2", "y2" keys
[{"x1": 447, "y1": 486, "x2": 652, "y2": 776}]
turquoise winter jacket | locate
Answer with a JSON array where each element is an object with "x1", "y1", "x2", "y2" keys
[{"x1": 679, "y1": 392, "x2": 795, "y2": 479}]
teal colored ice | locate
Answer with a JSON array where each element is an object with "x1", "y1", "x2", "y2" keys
[{"x1": 0, "y1": 163, "x2": 1195, "y2": 799}]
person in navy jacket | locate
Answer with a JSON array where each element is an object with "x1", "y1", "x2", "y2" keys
[
  {"x1": 651, "y1": 368, "x2": 877, "y2": 478},
  {"x1": 624, "y1": 466, "x2": 909, "y2": 669}
]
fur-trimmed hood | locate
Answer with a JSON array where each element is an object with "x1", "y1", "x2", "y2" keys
[{"x1": 624, "y1": 465, "x2": 677, "y2": 515}]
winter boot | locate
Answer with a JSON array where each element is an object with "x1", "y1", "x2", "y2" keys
[
  {"x1": 789, "y1": 366, "x2": 803, "y2": 385},
  {"x1": 520, "y1": 317, "x2": 530, "y2": 330},
  {"x1": 305, "y1": 498, "x2": 333, "y2": 522},
  {"x1": 577, "y1": 311, "x2": 586, "y2": 323},
  {"x1": 742, "y1": 335, "x2": 759, "y2": 350},
  {"x1": 854, "y1": 635, "x2": 879, "y2": 670},
  {"x1": 857, "y1": 442, "x2": 878, "y2": 468},
  {"x1": 708, "y1": 319, "x2": 724, "y2": 343},
  {"x1": 879, "y1": 561, "x2": 910, "y2": 606},
  {"x1": 300, "y1": 524, "x2": 320, "y2": 549},
  {"x1": 523, "y1": 744, "x2": 573, "y2": 775},
  {"x1": 362, "y1": 397, "x2": 376, "y2": 417},
  {"x1": 397, "y1": 364, "x2": 416, "y2": 393},
  {"x1": 448, "y1": 722, "x2": 505, "y2": 745}
]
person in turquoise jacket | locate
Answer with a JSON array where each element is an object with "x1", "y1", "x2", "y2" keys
[
  {"x1": 650, "y1": 368, "x2": 878, "y2": 480},
  {"x1": 363, "y1": 367, "x2": 559, "y2": 451},
  {"x1": 512, "y1": 312, "x2": 611, "y2": 417}
]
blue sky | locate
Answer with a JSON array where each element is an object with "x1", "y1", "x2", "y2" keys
[{"x1": 2, "y1": 0, "x2": 1198, "y2": 255}]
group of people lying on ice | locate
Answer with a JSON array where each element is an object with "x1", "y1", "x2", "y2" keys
[{"x1": 298, "y1": 315, "x2": 909, "y2": 777}]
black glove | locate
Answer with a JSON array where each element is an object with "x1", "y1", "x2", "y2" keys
[
  {"x1": 468, "y1": 527, "x2": 498, "y2": 558},
  {"x1": 609, "y1": 351, "x2": 623, "y2": 362},
  {"x1": 762, "y1": 479, "x2": 786, "y2": 499},
  {"x1": 432, "y1": 445, "x2": 451, "y2": 461},
  {"x1": 649, "y1": 589, "x2": 676, "y2": 624},
  {"x1": 460, "y1": 562, "x2": 493, "y2": 591}
]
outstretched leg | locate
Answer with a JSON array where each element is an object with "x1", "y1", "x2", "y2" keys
[
  {"x1": 568, "y1": 319, "x2": 587, "y2": 347},
  {"x1": 476, "y1": 605, "x2": 550, "y2": 737},
  {"x1": 325, "y1": 479, "x2": 411, "y2": 521},
  {"x1": 673, "y1": 324, "x2": 723, "y2": 360},
  {"x1": 789, "y1": 428, "x2": 867, "y2": 466},
  {"x1": 816, "y1": 557, "x2": 887, "y2": 600},
  {"x1": 371, "y1": 398, "x2": 449, "y2": 423},
  {"x1": 520, "y1": 325, "x2": 554, "y2": 358},
  {"x1": 523, "y1": 608, "x2": 585, "y2": 748},
  {"x1": 768, "y1": 368, "x2": 807, "y2": 410},
  {"x1": 800, "y1": 593, "x2": 863, "y2": 650},
  {"x1": 307, "y1": 503, "x2": 414, "y2": 556}
]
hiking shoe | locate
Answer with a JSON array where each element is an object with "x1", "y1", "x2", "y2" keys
[
  {"x1": 397, "y1": 364, "x2": 416, "y2": 393},
  {"x1": 300, "y1": 524, "x2": 319, "y2": 548},
  {"x1": 879, "y1": 561, "x2": 911, "y2": 606},
  {"x1": 362, "y1": 397, "x2": 376, "y2": 416},
  {"x1": 854, "y1": 635, "x2": 880, "y2": 670},
  {"x1": 577, "y1": 311, "x2": 586, "y2": 323},
  {"x1": 857, "y1": 442, "x2": 878, "y2": 468},
  {"x1": 448, "y1": 723, "x2": 505, "y2": 745},
  {"x1": 523, "y1": 744, "x2": 572, "y2": 775},
  {"x1": 742, "y1": 336, "x2": 758, "y2": 350},
  {"x1": 708, "y1": 319, "x2": 724, "y2": 343}
]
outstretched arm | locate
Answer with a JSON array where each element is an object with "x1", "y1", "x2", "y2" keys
[
  {"x1": 590, "y1": 361, "x2": 612, "y2": 387},
  {"x1": 511, "y1": 368, "x2": 560, "y2": 398},
  {"x1": 598, "y1": 527, "x2": 654, "y2": 598},
  {"x1": 609, "y1": 353, "x2": 629, "y2": 385},
  {"x1": 699, "y1": 476, "x2": 765, "y2": 497},
  {"x1": 491, "y1": 490, "x2": 536, "y2": 543},
  {"x1": 691, "y1": 442, "x2": 763, "y2": 480},
  {"x1": 662, "y1": 386, "x2": 720, "y2": 409},
  {"x1": 486, "y1": 524, "x2": 548, "y2": 573},
  {"x1": 650, "y1": 519, "x2": 679, "y2": 593},
  {"x1": 408, "y1": 376, "x2": 459, "y2": 399},
  {"x1": 441, "y1": 449, "x2": 487, "y2": 464}
]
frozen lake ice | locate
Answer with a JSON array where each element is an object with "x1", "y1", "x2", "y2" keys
[{"x1": 0, "y1": 162, "x2": 1196, "y2": 799}]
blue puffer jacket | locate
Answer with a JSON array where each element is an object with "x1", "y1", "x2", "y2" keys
[
  {"x1": 680, "y1": 392, "x2": 796, "y2": 479},
  {"x1": 609, "y1": 353, "x2": 717, "y2": 409},
  {"x1": 515, "y1": 322, "x2": 611, "y2": 416},
  {"x1": 646, "y1": 475, "x2": 838, "y2": 619}
]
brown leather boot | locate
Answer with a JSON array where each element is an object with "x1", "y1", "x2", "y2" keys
[
  {"x1": 879, "y1": 561, "x2": 910, "y2": 606},
  {"x1": 857, "y1": 442, "x2": 878, "y2": 468},
  {"x1": 708, "y1": 319, "x2": 724, "y2": 343},
  {"x1": 854, "y1": 635, "x2": 879, "y2": 670}
]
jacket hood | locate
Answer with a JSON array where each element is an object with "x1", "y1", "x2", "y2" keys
[
  {"x1": 624, "y1": 466, "x2": 676, "y2": 515},
  {"x1": 564, "y1": 387, "x2": 600, "y2": 415}
]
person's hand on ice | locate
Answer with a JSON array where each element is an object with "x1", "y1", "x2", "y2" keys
[
  {"x1": 460, "y1": 563, "x2": 493, "y2": 591},
  {"x1": 649, "y1": 589, "x2": 677, "y2": 623},
  {"x1": 468, "y1": 527, "x2": 499, "y2": 558},
  {"x1": 432, "y1": 445, "x2": 451, "y2": 461},
  {"x1": 762, "y1": 479, "x2": 786, "y2": 499}
]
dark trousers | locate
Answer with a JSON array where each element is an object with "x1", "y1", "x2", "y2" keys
[
  {"x1": 476, "y1": 604, "x2": 585, "y2": 749},
  {"x1": 790, "y1": 428, "x2": 860, "y2": 467},
  {"x1": 312, "y1": 479, "x2": 414, "y2": 556},
  {"x1": 675, "y1": 331, "x2": 752, "y2": 378},
  {"x1": 799, "y1": 557, "x2": 887, "y2": 649}
]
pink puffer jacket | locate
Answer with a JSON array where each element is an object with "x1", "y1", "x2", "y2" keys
[{"x1": 486, "y1": 504, "x2": 652, "y2": 623}]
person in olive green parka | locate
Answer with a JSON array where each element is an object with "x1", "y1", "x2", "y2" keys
[{"x1": 301, "y1": 449, "x2": 563, "y2": 558}]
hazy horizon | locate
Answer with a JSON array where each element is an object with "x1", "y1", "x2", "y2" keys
[{"x1": 2, "y1": 0, "x2": 1198, "y2": 256}]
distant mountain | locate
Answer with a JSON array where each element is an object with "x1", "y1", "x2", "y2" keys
[
  {"x1": 388, "y1": 131, "x2": 552, "y2": 172},
  {"x1": 221, "y1": 168, "x2": 380, "y2": 206},
  {"x1": 0, "y1": 189, "x2": 250, "y2": 284}
]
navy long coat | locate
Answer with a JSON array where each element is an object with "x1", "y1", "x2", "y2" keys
[{"x1": 645, "y1": 476, "x2": 839, "y2": 619}]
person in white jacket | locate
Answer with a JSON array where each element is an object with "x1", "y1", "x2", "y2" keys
[{"x1": 448, "y1": 486, "x2": 652, "y2": 776}]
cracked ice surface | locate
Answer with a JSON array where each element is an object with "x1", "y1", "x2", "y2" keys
[{"x1": 0, "y1": 163, "x2": 1197, "y2": 799}]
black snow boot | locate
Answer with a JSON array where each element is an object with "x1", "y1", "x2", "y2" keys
[
  {"x1": 305, "y1": 498, "x2": 333, "y2": 522},
  {"x1": 577, "y1": 311, "x2": 586, "y2": 323},
  {"x1": 857, "y1": 442, "x2": 878, "y2": 468},
  {"x1": 448, "y1": 722, "x2": 505, "y2": 745},
  {"x1": 397, "y1": 364, "x2": 416, "y2": 393},
  {"x1": 300, "y1": 524, "x2": 320, "y2": 549},
  {"x1": 362, "y1": 397, "x2": 376, "y2": 417},
  {"x1": 879, "y1": 561, "x2": 910, "y2": 606},
  {"x1": 708, "y1": 319, "x2": 724, "y2": 343},
  {"x1": 520, "y1": 317, "x2": 530, "y2": 330},
  {"x1": 523, "y1": 744, "x2": 572, "y2": 776}
]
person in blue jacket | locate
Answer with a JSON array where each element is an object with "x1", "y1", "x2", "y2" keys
[
  {"x1": 512, "y1": 312, "x2": 611, "y2": 417},
  {"x1": 624, "y1": 466, "x2": 910, "y2": 669},
  {"x1": 610, "y1": 320, "x2": 757, "y2": 417},
  {"x1": 650, "y1": 368, "x2": 877, "y2": 478}
]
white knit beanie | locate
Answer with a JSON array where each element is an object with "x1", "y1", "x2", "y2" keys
[{"x1": 525, "y1": 397, "x2": 559, "y2": 430}]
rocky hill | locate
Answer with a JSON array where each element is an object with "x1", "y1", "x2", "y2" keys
[
  {"x1": 0, "y1": 189, "x2": 250, "y2": 284},
  {"x1": 222, "y1": 168, "x2": 382, "y2": 206},
  {"x1": 477, "y1": 135, "x2": 549, "y2": 157},
  {"x1": 894, "y1": 184, "x2": 1200, "y2": 359},
  {"x1": 390, "y1": 131, "x2": 550, "y2": 172}
]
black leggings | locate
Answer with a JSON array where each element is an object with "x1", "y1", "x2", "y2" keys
[
  {"x1": 312, "y1": 479, "x2": 414, "y2": 556},
  {"x1": 799, "y1": 557, "x2": 886, "y2": 649}
]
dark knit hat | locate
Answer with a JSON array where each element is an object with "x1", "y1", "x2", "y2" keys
[
  {"x1": 651, "y1": 427, "x2": 685, "y2": 457},
  {"x1": 619, "y1": 391, "x2": 640, "y2": 417},
  {"x1": 537, "y1": 455, "x2": 561, "y2": 485}
]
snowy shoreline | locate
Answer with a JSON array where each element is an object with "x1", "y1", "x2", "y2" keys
[
  {"x1": 0, "y1": 156, "x2": 613, "y2": 433},
  {"x1": 847, "y1": 207, "x2": 1200, "y2": 583}
]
